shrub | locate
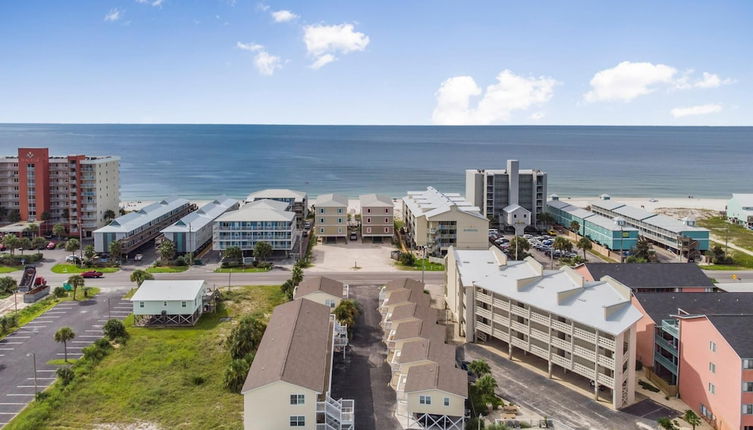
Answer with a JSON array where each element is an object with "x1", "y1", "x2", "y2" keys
[
  {"x1": 190, "y1": 375, "x2": 206, "y2": 386},
  {"x1": 224, "y1": 357, "x2": 252, "y2": 393},
  {"x1": 399, "y1": 252, "x2": 416, "y2": 266},
  {"x1": 53, "y1": 287, "x2": 67, "y2": 298},
  {"x1": 175, "y1": 256, "x2": 187, "y2": 266},
  {"x1": 56, "y1": 366, "x2": 75, "y2": 386},
  {"x1": 103, "y1": 319, "x2": 128, "y2": 341}
]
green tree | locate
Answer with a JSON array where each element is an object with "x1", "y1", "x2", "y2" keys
[
  {"x1": 224, "y1": 246, "x2": 243, "y2": 264},
  {"x1": 103, "y1": 319, "x2": 128, "y2": 340},
  {"x1": 474, "y1": 374, "x2": 502, "y2": 407},
  {"x1": 67, "y1": 274, "x2": 85, "y2": 300},
  {"x1": 399, "y1": 252, "x2": 416, "y2": 266},
  {"x1": 2, "y1": 234, "x2": 18, "y2": 256},
  {"x1": 53, "y1": 223, "x2": 66, "y2": 239},
  {"x1": 253, "y1": 241, "x2": 272, "y2": 263},
  {"x1": 54, "y1": 327, "x2": 76, "y2": 363},
  {"x1": 25, "y1": 223, "x2": 40, "y2": 238},
  {"x1": 539, "y1": 212, "x2": 555, "y2": 230},
  {"x1": 56, "y1": 366, "x2": 75, "y2": 386},
  {"x1": 226, "y1": 315, "x2": 267, "y2": 360},
  {"x1": 18, "y1": 237, "x2": 31, "y2": 254},
  {"x1": 0, "y1": 276, "x2": 17, "y2": 296},
  {"x1": 32, "y1": 236, "x2": 47, "y2": 250},
  {"x1": 158, "y1": 239, "x2": 175, "y2": 265},
  {"x1": 632, "y1": 237, "x2": 655, "y2": 262},
  {"x1": 8, "y1": 209, "x2": 20, "y2": 223},
  {"x1": 683, "y1": 410, "x2": 702, "y2": 430},
  {"x1": 129, "y1": 269, "x2": 154, "y2": 287},
  {"x1": 657, "y1": 417, "x2": 680, "y2": 430},
  {"x1": 291, "y1": 265, "x2": 304, "y2": 286},
  {"x1": 280, "y1": 279, "x2": 294, "y2": 300},
  {"x1": 103, "y1": 209, "x2": 116, "y2": 223},
  {"x1": 224, "y1": 356, "x2": 253, "y2": 393},
  {"x1": 84, "y1": 244, "x2": 96, "y2": 261},
  {"x1": 508, "y1": 236, "x2": 530, "y2": 259},
  {"x1": 334, "y1": 299, "x2": 360, "y2": 329},
  {"x1": 576, "y1": 236, "x2": 593, "y2": 259},
  {"x1": 553, "y1": 236, "x2": 573, "y2": 254},
  {"x1": 109, "y1": 240, "x2": 123, "y2": 264},
  {"x1": 468, "y1": 360, "x2": 491, "y2": 377},
  {"x1": 65, "y1": 238, "x2": 80, "y2": 256},
  {"x1": 569, "y1": 220, "x2": 580, "y2": 234}
]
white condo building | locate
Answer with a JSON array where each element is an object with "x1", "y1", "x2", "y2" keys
[
  {"x1": 446, "y1": 246, "x2": 642, "y2": 408},
  {"x1": 213, "y1": 199, "x2": 300, "y2": 255},
  {"x1": 161, "y1": 196, "x2": 239, "y2": 254}
]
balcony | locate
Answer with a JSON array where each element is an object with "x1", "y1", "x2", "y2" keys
[
  {"x1": 597, "y1": 336, "x2": 615, "y2": 351},
  {"x1": 511, "y1": 337, "x2": 528, "y2": 350},
  {"x1": 574, "y1": 344, "x2": 597, "y2": 362},
  {"x1": 654, "y1": 353, "x2": 678, "y2": 375},
  {"x1": 530, "y1": 344, "x2": 548, "y2": 359},
  {"x1": 475, "y1": 307, "x2": 492, "y2": 320},
  {"x1": 573, "y1": 327, "x2": 596, "y2": 343},
  {"x1": 661, "y1": 319, "x2": 679, "y2": 338},
  {"x1": 551, "y1": 337, "x2": 571, "y2": 351},
  {"x1": 655, "y1": 336, "x2": 678, "y2": 356},
  {"x1": 572, "y1": 362, "x2": 596, "y2": 380},
  {"x1": 476, "y1": 292, "x2": 492, "y2": 305},
  {"x1": 510, "y1": 305, "x2": 528, "y2": 318},
  {"x1": 551, "y1": 354, "x2": 571, "y2": 369},
  {"x1": 530, "y1": 327, "x2": 549, "y2": 342},
  {"x1": 476, "y1": 321, "x2": 492, "y2": 334},
  {"x1": 597, "y1": 373, "x2": 615, "y2": 388},
  {"x1": 551, "y1": 320, "x2": 572, "y2": 334},
  {"x1": 598, "y1": 354, "x2": 615, "y2": 369},
  {"x1": 511, "y1": 320, "x2": 528, "y2": 334},
  {"x1": 530, "y1": 311, "x2": 549, "y2": 325}
]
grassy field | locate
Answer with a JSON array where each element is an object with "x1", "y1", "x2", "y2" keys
[
  {"x1": 0, "y1": 265, "x2": 21, "y2": 273},
  {"x1": 146, "y1": 265, "x2": 189, "y2": 273},
  {"x1": 51, "y1": 263, "x2": 120, "y2": 274},
  {"x1": 703, "y1": 250, "x2": 753, "y2": 270},
  {"x1": 396, "y1": 258, "x2": 445, "y2": 271},
  {"x1": 0, "y1": 288, "x2": 100, "y2": 341},
  {"x1": 699, "y1": 216, "x2": 753, "y2": 252},
  {"x1": 214, "y1": 266, "x2": 271, "y2": 273},
  {"x1": 7, "y1": 285, "x2": 286, "y2": 430}
]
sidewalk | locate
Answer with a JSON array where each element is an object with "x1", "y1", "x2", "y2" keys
[{"x1": 0, "y1": 293, "x2": 31, "y2": 317}]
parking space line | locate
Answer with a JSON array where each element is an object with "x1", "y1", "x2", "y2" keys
[
  {"x1": 0, "y1": 342, "x2": 22, "y2": 345},
  {"x1": 35, "y1": 370, "x2": 56, "y2": 373},
  {"x1": 78, "y1": 335, "x2": 102, "y2": 338},
  {"x1": 56, "y1": 353, "x2": 83, "y2": 356},
  {"x1": 6, "y1": 394, "x2": 34, "y2": 397},
  {"x1": 0, "y1": 403, "x2": 25, "y2": 405},
  {"x1": 0, "y1": 348, "x2": 14, "y2": 351},
  {"x1": 7, "y1": 336, "x2": 30, "y2": 339},
  {"x1": 27, "y1": 377, "x2": 56, "y2": 380},
  {"x1": 85, "y1": 330, "x2": 102, "y2": 333},
  {"x1": 71, "y1": 340, "x2": 91, "y2": 344}
]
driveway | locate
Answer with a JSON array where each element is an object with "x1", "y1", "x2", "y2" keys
[
  {"x1": 463, "y1": 344, "x2": 656, "y2": 430},
  {"x1": 0, "y1": 290, "x2": 131, "y2": 428},
  {"x1": 309, "y1": 240, "x2": 397, "y2": 272},
  {"x1": 330, "y1": 284, "x2": 399, "y2": 430}
]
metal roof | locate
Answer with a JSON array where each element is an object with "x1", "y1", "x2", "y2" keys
[
  {"x1": 546, "y1": 200, "x2": 572, "y2": 210},
  {"x1": 359, "y1": 193, "x2": 393, "y2": 207},
  {"x1": 611, "y1": 204, "x2": 656, "y2": 221},
  {"x1": 130, "y1": 280, "x2": 207, "y2": 302},
  {"x1": 403, "y1": 187, "x2": 485, "y2": 220},
  {"x1": 590, "y1": 200, "x2": 626, "y2": 211},
  {"x1": 161, "y1": 196, "x2": 238, "y2": 233},
  {"x1": 314, "y1": 193, "x2": 348, "y2": 207},
  {"x1": 585, "y1": 263, "x2": 714, "y2": 290},
  {"x1": 644, "y1": 214, "x2": 708, "y2": 234},
  {"x1": 560, "y1": 205, "x2": 595, "y2": 220},
  {"x1": 96, "y1": 198, "x2": 191, "y2": 233},
  {"x1": 246, "y1": 189, "x2": 307, "y2": 203},
  {"x1": 586, "y1": 214, "x2": 638, "y2": 232},
  {"x1": 216, "y1": 199, "x2": 295, "y2": 222}
]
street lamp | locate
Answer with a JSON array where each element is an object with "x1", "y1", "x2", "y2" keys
[{"x1": 26, "y1": 352, "x2": 38, "y2": 394}]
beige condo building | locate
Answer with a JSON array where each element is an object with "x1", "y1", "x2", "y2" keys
[
  {"x1": 359, "y1": 193, "x2": 394, "y2": 242},
  {"x1": 313, "y1": 193, "x2": 348, "y2": 241}
]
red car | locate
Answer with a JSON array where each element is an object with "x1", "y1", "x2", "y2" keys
[
  {"x1": 81, "y1": 270, "x2": 103, "y2": 279},
  {"x1": 46, "y1": 241, "x2": 57, "y2": 250}
]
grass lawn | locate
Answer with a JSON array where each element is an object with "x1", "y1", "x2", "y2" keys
[
  {"x1": 396, "y1": 258, "x2": 445, "y2": 271},
  {"x1": 47, "y1": 358, "x2": 79, "y2": 366},
  {"x1": 7, "y1": 285, "x2": 286, "y2": 430},
  {"x1": 51, "y1": 263, "x2": 120, "y2": 274},
  {"x1": 699, "y1": 216, "x2": 753, "y2": 252},
  {"x1": 214, "y1": 266, "x2": 271, "y2": 273},
  {"x1": 0, "y1": 288, "x2": 99, "y2": 341},
  {"x1": 702, "y1": 250, "x2": 753, "y2": 270},
  {"x1": 0, "y1": 265, "x2": 21, "y2": 273},
  {"x1": 146, "y1": 266, "x2": 189, "y2": 273}
]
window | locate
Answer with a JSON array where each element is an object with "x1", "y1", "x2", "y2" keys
[
  {"x1": 709, "y1": 341, "x2": 717, "y2": 352},
  {"x1": 709, "y1": 362, "x2": 716, "y2": 373},
  {"x1": 385, "y1": 218, "x2": 389, "y2": 223},
  {"x1": 139, "y1": 301, "x2": 144, "y2": 308},
  {"x1": 290, "y1": 394, "x2": 304, "y2": 405},
  {"x1": 320, "y1": 228, "x2": 324, "y2": 234},
  {"x1": 419, "y1": 395, "x2": 431, "y2": 405},
  {"x1": 385, "y1": 208, "x2": 389, "y2": 214},
  {"x1": 337, "y1": 218, "x2": 343, "y2": 223},
  {"x1": 182, "y1": 301, "x2": 187, "y2": 308},
  {"x1": 743, "y1": 382, "x2": 753, "y2": 392},
  {"x1": 385, "y1": 227, "x2": 389, "y2": 233},
  {"x1": 319, "y1": 208, "x2": 325, "y2": 214},
  {"x1": 163, "y1": 301, "x2": 167, "y2": 307},
  {"x1": 320, "y1": 218, "x2": 325, "y2": 223},
  {"x1": 325, "y1": 299, "x2": 336, "y2": 308},
  {"x1": 700, "y1": 404, "x2": 713, "y2": 419},
  {"x1": 337, "y1": 208, "x2": 343, "y2": 214},
  {"x1": 743, "y1": 405, "x2": 753, "y2": 415},
  {"x1": 443, "y1": 397, "x2": 450, "y2": 406},
  {"x1": 366, "y1": 217, "x2": 371, "y2": 223},
  {"x1": 289, "y1": 416, "x2": 305, "y2": 426},
  {"x1": 744, "y1": 359, "x2": 753, "y2": 369},
  {"x1": 367, "y1": 208, "x2": 371, "y2": 213},
  {"x1": 708, "y1": 382, "x2": 715, "y2": 394}
]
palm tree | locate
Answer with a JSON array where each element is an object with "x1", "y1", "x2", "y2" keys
[
  {"x1": 109, "y1": 240, "x2": 123, "y2": 264},
  {"x1": 18, "y1": 237, "x2": 31, "y2": 255},
  {"x1": 32, "y1": 236, "x2": 47, "y2": 250},
  {"x1": 334, "y1": 299, "x2": 360, "y2": 329},
  {"x1": 65, "y1": 238, "x2": 80, "y2": 256},
  {"x1": 508, "y1": 236, "x2": 530, "y2": 260},
  {"x1": 103, "y1": 209, "x2": 116, "y2": 223},
  {"x1": 553, "y1": 236, "x2": 573, "y2": 254},
  {"x1": 53, "y1": 223, "x2": 66, "y2": 239},
  {"x1": 67, "y1": 275, "x2": 85, "y2": 300},
  {"x1": 468, "y1": 359, "x2": 491, "y2": 376},
  {"x1": 25, "y1": 223, "x2": 39, "y2": 238},
  {"x1": 129, "y1": 269, "x2": 154, "y2": 287},
  {"x1": 683, "y1": 410, "x2": 701, "y2": 430},
  {"x1": 538, "y1": 212, "x2": 555, "y2": 231},
  {"x1": 54, "y1": 327, "x2": 76, "y2": 363},
  {"x1": 576, "y1": 237, "x2": 593, "y2": 259},
  {"x1": 569, "y1": 220, "x2": 580, "y2": 235},
  {"x1": 2, "y1": 234, "x2": 18, "y2": 256},
  {"x1": 291, "y1": 265, "x2": 303, "y2": 286}
]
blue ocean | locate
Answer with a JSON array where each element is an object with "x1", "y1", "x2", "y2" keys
[{"x1": 0, "y1": 124, "x2": 750, "y2": 200}]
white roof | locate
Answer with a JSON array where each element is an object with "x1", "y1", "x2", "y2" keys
[
  {"x1": 452, "y1": 248, "x2": 642, "y2": 335},
  {"x1": 314, "y1": 193, "x2": 348, "y2": 207},
  {"x1": 130, "y1": 280, "x2": 207, "y2": 301},
  {"x1": 611, "y1": 204, "x2": 656, "y2": 221},
  {"x1": 590, "y1": 200, "x2": 626, "y2": 211},
  {"x1": 246, "y1": 189, "x2": 307, "y2": 203},
  {"x1": 216, "y1": 199, "x2": 295, "y2": 222},
  {"x1": 359, "y1": 193, "x2": 393, "y2": 207},
  {"x1": 161, "y1": 196, "x2": 238, "y2": 233},
  {"x1": 96, "y1": 198, "x2": 191, "y2": 233},
  {"x1": 560, "y1": 205, "x2": 595, "y2": 220},
  {"x1": 730, "y1": 194, "x2": 753, "y2": 207},
  {"x1": 547, "y1": 200, "x2": 571, "y2": 210},
  {"x1": 586, "y1": 214, "x2": 638, "y2": 232},
  {"x1": 403, "y1": 187, "x2": 485, "y2": 220},
  {"x1": 644, "y1": 214, "x2": 708, "y2": 234}
]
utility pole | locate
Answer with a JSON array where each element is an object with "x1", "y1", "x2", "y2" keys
[
  {"x1": 27, "y1": 352, "x2": 38, "y2": 394},
  {"x1": 188, "y1": 222, "x2": 193, "y2": 266}
]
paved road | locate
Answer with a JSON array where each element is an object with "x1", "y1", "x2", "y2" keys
[
  {"x1": 703, "y1": 269, "x2": 753, "y2": 282},
  {"x1": 330, "y1": 284, "x2": 400, "y2": 430},
  {"x1": 463, "y1": 344, "x2": 656, "y2": 430},
  {"x1": 0, "y1": 290, "x2": 131, "y2": 428}
]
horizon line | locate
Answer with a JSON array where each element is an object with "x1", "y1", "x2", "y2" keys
[{"x1": 1, "y1": 122, "x2": 752, "y2": 127}]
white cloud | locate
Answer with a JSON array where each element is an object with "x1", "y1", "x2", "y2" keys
[
  {"x1": 584, "y1": 61, "x2": 677, "y2": 103},
  {"x1": 271, "y1": 10, "x2": 297, "y2": 23},
  {"x1": 236, "y1": 42, "x2": 282, "y2": 76},
  {"x1": 104, "y1": 8, "x2": 123, "y2": 22},
  {"x1": 432, "y1": 70, "x2": 558, "y2": 125},
  {"x1": 303, "y1": 23, "x2": 369, "y2": 69},
  {"x1": 694, "y1": 72, "x2": 734, "y2": 88},
  {"x1": 670, "y1": 104, "x2": 722, "y2": 118},
  {"x1": 136, "y1": 0, "x2": 164, "y2": 6}
]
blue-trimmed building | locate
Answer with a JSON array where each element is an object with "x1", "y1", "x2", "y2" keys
[
  {"x1": 727, "y1": 194, "x2": 753, "y2": 229},
  {"x1": 546, "y1": 197, "x2": 638, "y2": 251}
]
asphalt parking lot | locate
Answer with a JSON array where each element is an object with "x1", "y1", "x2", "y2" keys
[
  {"x1": 620, "y1": 398, "x2": 679, "y2": 421},
  {"x1": 0, "y1": 291, "x2": 131, "y2": 428},
  {"x1": 330, "y1": 284, "x2": 399, "y2": 430}
]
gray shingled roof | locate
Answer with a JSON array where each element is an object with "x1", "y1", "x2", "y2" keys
[
  {"x1": 706, "y1": 315, "x2": 753, "y2": 358},
  {"x1": 585, "y1": 263, "x2": 714, "y2": 290},
  {"x1": 241, "y1": 299, "x2": 331, "y2": 393},
  {"x1": 404, "y1": 362, "x2": 468, "y2": 397},
  {"x1": 634, "y1": 292, "x2": 753, "y2": 324},
  {"x1": 294, "y1": 276, "x2": 343, "y2": 299},
  {"x1": 360, "y1": 193, "x2": 393, "y2": 207}
]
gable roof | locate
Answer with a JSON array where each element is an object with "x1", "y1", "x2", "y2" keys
[
  {"x1": 216, "y1": 199, "x2": 295, "y2": 222},
  {"x1": 403, "y1": 187, "x2": 486, "y2": 221},
  {"x1": 398, "y1": 339, "x2": 456, "y2": 367},
  {"x1": 706, "y1": 315, "x2": 753, "y2": 358},
  {"x1": 314, "y1": 193, "x2": 348, "y2": 207},
  {"x1": 359, "y1": 193, "x2": 393, "y2": 207},
  {"x1": 161, "y1": 196, "x2": 238, "y2": 233},
  {"x1": 130, "y1": 280, "x2": 206, "y2": 302},
  {"x1": 242, "y1": 299, "x2": 332, "y2": 393},
  {"x1": 389, "y1": 300, "x2": 437, "y2": 324},
  {"x1": 96, "y1": 197, "x2": 191, "y2": 233},
  {"x1": 404, "y1": 362, "x2": 468, "y2": 397},
  {"x1": 294, "y1": 276, "x2": 343, "y2": 299},
  {"x1": 634, "y1": 292, "x2": 753, "y2": 324},
  {"x1": 393, "y1": 319, "x2": 446, "y2": 343},
  {"x1": 584, "y1": 263, "x2": 714, "y2": 290},
  {"x1": 383, "y1": 278, "x2": 425, "y2": 292}
]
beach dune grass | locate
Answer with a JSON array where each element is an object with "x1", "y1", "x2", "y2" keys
[
  {"x1": 51, "y1": 264, "x2": 119, "y2": 274},
  {"x1": 6, "y1": 285, "x2": 286, "y2": 430},
  {"x1": 699, "y1": 216, "x2": 753, "y2": 252}
]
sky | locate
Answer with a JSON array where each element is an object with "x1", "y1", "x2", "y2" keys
[{"x1": 0, "y1": 1, "x2": 751, "y2": 125}]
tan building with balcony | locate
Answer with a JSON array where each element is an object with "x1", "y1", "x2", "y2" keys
[
  {"x1": 313, "y1": 193, "x2": 348, "y2": 241},
  {"x1": 446, "y1": 246, "x2": 643, "y2": 409},
  {"x1": 359, "y1": 193, "x2": 393, "y2": 242}
]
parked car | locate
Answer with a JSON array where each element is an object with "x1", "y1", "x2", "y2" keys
[
  {"x1": 81, "y1": 270, "x2": 103, "y2": 278},
  {"x1": 134, "y1": 254, "x2": 143, "y2": 262},
  {"x1": 350, "y1": 233, "x2": 358, "y2": 240},
  {"x1": 547, "y1": 230, "x2": 558, "y2": 236},
  {"x1": 46, "y1": 241, "x2": 57, "y2": 250},
  {"x1": 66, "y1": 255, "x2": 82, "y2": 264}
]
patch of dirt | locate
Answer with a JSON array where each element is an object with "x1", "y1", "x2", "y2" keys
[
  {"x1": 94, "y1": 422, "x2": 162, "y2": 430},
  {"x1": 654, "y1": 207, "x2": 719, "y2": 220}
]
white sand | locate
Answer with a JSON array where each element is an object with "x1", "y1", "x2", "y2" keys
[{"x1": 561, "y1": 196, "x2": 726, "y2": 214}]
